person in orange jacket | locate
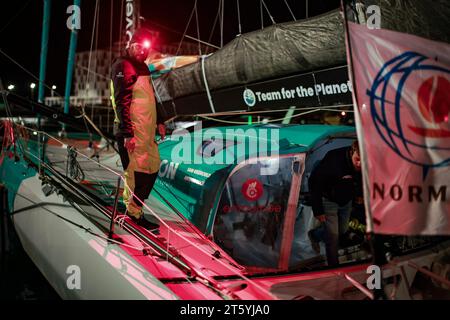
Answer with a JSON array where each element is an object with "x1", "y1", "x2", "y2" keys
[{"x1": 110, "y1": 28, "x2": 167, "y2": 230}]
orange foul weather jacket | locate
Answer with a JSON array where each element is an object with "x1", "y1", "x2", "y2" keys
[{"x1": 110, "y1": 56, "x2": 168, "y2": 217}]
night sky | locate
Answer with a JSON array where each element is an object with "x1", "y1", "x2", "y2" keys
[{"x1": 1, "y1": 0, "x2": 340, "y2": 98}]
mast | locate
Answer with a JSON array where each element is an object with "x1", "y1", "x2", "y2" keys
[
  {"x1": 38, "y1": 0, "x2": 51, "y2": 103},
  {"x1": 64, "y1": 0, "x2": 81, "y2": 115}
]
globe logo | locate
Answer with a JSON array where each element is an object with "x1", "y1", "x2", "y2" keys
[
  {"x1": 243, "y1": 89, "x2": 256, "y2": 107},
  {"x1": 368, "y1": 51, "x2": 450, "y2": 172}
]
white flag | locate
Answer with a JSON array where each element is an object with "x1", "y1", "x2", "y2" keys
[{"x1": 346, "y1": 22, "x2": 450, "y2": 235}]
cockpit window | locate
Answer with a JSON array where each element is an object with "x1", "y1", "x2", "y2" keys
[{"x1": 213, "y1": 156, "x2": 301, "y2": 270}]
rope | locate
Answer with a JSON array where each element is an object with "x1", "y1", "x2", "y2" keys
[
  {"x1": 201, "y1": 55, "x2": 216, "y2": 113},
  {"x1": 65, "y1": 146, "x2": 85, "y2": 182}
]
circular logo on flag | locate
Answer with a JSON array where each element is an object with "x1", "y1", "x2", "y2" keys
[
  {"x1": 368, "y1": 51, "x2": 450, "y2": 170},
  {"x1": 241, "y1": 178, "x2": 263, "y2": 201},
  {"x1": 243, "y1": 89, "x2": 256, "y2": 107}
]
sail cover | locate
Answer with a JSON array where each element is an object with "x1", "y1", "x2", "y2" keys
[
  {"x1": 153, "y1": 9, "x2": 346, "y2": 102},
  {"x1": 154, "y1": 0, "x2": 450, "y2": 116}
]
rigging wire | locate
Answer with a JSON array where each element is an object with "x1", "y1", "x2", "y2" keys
[
  {"x1": 206, "y1": 1, "x2": 222, "y2": 53},
  {"x1": 0, "y1": 0, "x2": 32, "y2": 34},
  {"x1": 175, "y1": 0, "x2": 197, "y2": 57},
  {"x1": 196, "y1": 107, "x2": 354, "y2": 125},
  {"x1": 13, "y1": 123, "x2": 277, "y2": 299},
  {"x1": 220, "y1": 0, "x2": 224, "y2": 47},
  {"x1": 306, "y1": 0, "x2": 309, "y2": 18},
  {"x1": 0, "y1": 49, "x2": 62, "y2": 97},
  {"x1": 260, "y1": 0, "x2": 264, "y2": 29},
  {"x1": 143, "y1": 19, "x2": 219, "y2": 50},
  {"x1": 284, "y1": 0, "x2": 297, "y2": 21},
  {"x1": 261, "y1": 0, "x2": 276, "y2": 25},
  {"x1": 194, "y1": 2, "x2": 202, "y2": 55},
  {"x1": 14, "y1": 193, "x2": 148, "y2": 253},
  {"x1": 118, "y1": 0, "x2": 125, "y2": 52},
  {"x1": 109, "y1": 0, "x2": 114, "y2": 69},
  {"x1": 236, "y1": 0, "x2": 242, "y2": 35},
  {"x1": 78, "y1": 0, "x2": 100, "y2": 145}
]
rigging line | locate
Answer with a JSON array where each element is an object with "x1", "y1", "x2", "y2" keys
[
  {"x1": 0, "y1": 49, "x2": 62, "y2": 97},
  {"x1": 175, "y1": 0, "x2": 197, "y2": 57},
  {"x1": 15, "y1": 193, "x2": 147, "y2": 252},
  {"x1": 85, "y1": 0, "x2": 100, "y2": 93},
  {"x1": 220, "y1": 0, "x2": 224, "y2": 48},
  {"x1": 80, "y1": 0, "x2": 100, "y2": 141},
  {"x1": 0, "y1": 0, "x2": 32, "y2": 34},
  {"x1": 195, "y1": 104, "x2": 354, "y2": 116},
  {"x1": 284, "y1": 0, "x2": 297, "y2": 21},
  {"x1": 260, "y1": 0, "x2": 264, "y2": 29},
  {"x1": 197, "y1": 108, "x2": 321, "y2": 124},
  {"x1": 15, "y1": 126, "x2": 224, "y2": 280},
  {"x1": 5, "y1": 123, "x2": 273, "y2": 298},
  {"x1": 194, "y1": 2, "x2": 202, "y2": 55},
  {"x1": 76, "y1": 63, "x2": 110, "y2": 80},
  {"x1": 143, "y1": 19, "x2": 219, "y2": 50},
  {"x1": 119, "y1": 0, "x2": 125, "y2": 52},
  {"x1": 93, "y1": 0, "x2": 101, "y2": 90},
  {"x1": 306, "y1": 0, "x2": 309, "y2": 19},
  {"x1": 236, "y1": 0, "x2": 242, "y2": 34},
  {"x1": 109, "y1": 0, "x2": 114, "y2": 69},
  {"x1": 261, "y1": 0, "x2": 276, "y2": 24},
  {"x1": 206, "y1": 1, "x2": 222, "y2": 54}
]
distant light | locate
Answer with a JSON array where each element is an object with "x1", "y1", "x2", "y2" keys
[
  {"x1": 30, "y1": 83, "x2": 36, "y2": 89},
  {"x1": 33, "y1": 131, "x2": 38, "y2": 136},
  {"x1": 143, "y1": 40, "x2": 151, "y2": 49},
  {"x1": 7, "y1": 84, "x2": 15, "y2": 90},
  {"x1": 52, "y1": 85, "x2": 57, "y2": 90},
  {"x1": 341, "y1": 111, "x2": 346, "y2": 116}
]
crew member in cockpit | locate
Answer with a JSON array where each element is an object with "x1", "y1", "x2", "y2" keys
[{"x1": 308, "y1": 140, "x2": 362, "y2": 267}]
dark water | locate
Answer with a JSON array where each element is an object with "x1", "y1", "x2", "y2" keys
[{"x1": 1, "y1": 208, "x2": 60, "y2": 300}]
